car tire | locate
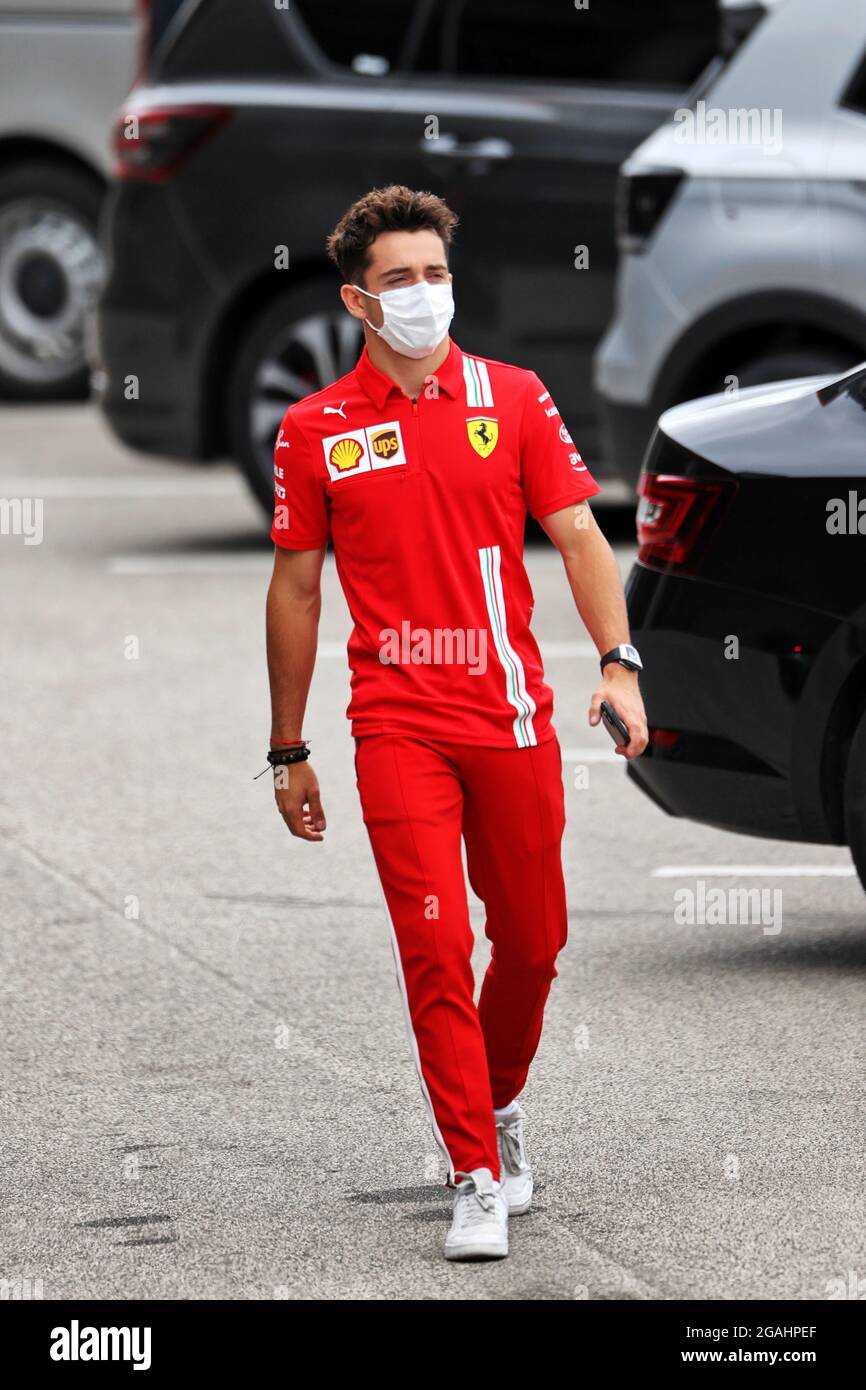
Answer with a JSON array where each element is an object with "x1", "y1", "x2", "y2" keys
[
  {"x1": 732, "y1": 346, "x2": 855, "y2": 392},
  {"x1": 0, "y1": 162, "x2": 104, "y2": 400},
  {"x1": 227, "y1": 283, "x2": 364, "y2": 517},
  {"x1": 843, "y1": 708, "x2": 866, "y2": 898}
]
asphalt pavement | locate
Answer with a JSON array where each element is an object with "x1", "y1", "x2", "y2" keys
[{"x1": 1, "y1": 403, "x2": 864, "y2": 1301}]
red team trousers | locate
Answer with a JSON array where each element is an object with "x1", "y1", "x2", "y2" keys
[{"x1": 354, "y1": 731, "x2": 568, "y2": 1186}]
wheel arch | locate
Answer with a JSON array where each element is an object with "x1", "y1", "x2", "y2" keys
[
  {"x1": 652, "y1": 290, "x2": 866, "y2": 412},
  {"x1": 820, "y1": 654, "x2": 866, "y2": 844},
  {"x1": 0, "y1": 136, "x2": 106, "y2": 192},
  {"x1": 201, "y1": 258, "x2": 336, "y2": 457}
]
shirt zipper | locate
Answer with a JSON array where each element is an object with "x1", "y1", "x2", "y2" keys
[{"x1": 410, "y1": 394, "x2": 427, "y2": 476}]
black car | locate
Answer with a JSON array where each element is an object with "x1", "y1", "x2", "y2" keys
[
  {"x1": 96, "y1": 0, "x2": 719, "y2": 514},
  {"x1": 626, "y1": 363, "x2": 866, "y2": 893}
]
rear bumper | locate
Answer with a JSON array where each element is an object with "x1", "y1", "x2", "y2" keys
[
  {"x1": 94, "y1": 183, "x2": 218, "y2": 461},
  {"x1": 627, "y1": 742, "x2": 803, "y2": 841},
  {"x1": 625, "y1": 562, "x2": 838, "y2": 845},
  {"x1": 95, "y1": 304, "x2": 207, "y2": 459}
]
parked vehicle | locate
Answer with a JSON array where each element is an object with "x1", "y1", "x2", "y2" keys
[
  {"x1": 96, "y1": 0, "x2": 722, "y2": 513},
  {"x1": 626, "y1": 362, "x2": 866, "y2": 893},
  {"x1": 594, "y1": 0, "x2": 866, "y2": 484},
  {"x1": 0, "y1": 0, "x2": 139, "y2": 397}
]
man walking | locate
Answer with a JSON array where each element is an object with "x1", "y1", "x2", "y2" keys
[{"x1": 265, "y1": 186, "x2": 647, "y2": 1260}]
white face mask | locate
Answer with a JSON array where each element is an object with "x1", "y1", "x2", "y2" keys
[{"x1": 352, "y1": 279, "x2": 455, "y2": 359}]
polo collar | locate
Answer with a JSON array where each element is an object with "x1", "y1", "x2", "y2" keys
[{"x1": 354, "y1": 337, "x2": 464, "y2": 410}]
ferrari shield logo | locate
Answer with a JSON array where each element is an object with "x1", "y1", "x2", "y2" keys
[{"x1": 467, "y1": 416, "x2": 499, "y2": 458}]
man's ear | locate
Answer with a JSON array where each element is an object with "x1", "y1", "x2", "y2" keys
[{"x1": 340, "y1": 283, "x2": 368, "y2": 319}]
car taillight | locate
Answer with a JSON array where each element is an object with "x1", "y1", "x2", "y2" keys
[
  {"x1": 112, "y1": 105, "x2": 231, "y2": 183},
  {"x1": 616, "y1": 168, "x2": 683, "y2": 253},
  {"x1": 636, "y1": 471, "x2": 736, "y2": 574},
  {"x1": 647, "y1": 728, "x2": 680, "y2": 752}
]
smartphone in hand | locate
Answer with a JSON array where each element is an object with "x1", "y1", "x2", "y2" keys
[{"x1": 600, "y1": 699, "x2": 630, "y2": 748}]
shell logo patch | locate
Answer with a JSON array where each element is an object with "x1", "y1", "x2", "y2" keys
[
  {"x1": 467, "y1": 417, "x2": 499, "y2": 458},
  {"x1": 330, "y1": 437, "x2": 364, "y2": 473},
  {"x1": 322, "y1": 427, "x2": 371, "y2": 482}
]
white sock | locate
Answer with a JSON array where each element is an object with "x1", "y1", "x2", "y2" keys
[{"x1": 494, "y1": 1099, "x2": 519, "y2": 1118}]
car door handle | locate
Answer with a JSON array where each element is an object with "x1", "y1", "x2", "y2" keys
[{"x1": 420, "y1": 135, "x2": 513, "y2": 161}]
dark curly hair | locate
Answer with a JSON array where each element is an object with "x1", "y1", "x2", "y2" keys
[{"x1": 326, "y1": 184, "x2": 459, "y2": 285}]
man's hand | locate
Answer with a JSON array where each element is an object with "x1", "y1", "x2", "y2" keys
[
  {"x1": 588, "y1": 669, "x2": 648, "y2": 761},
  {"x1": 274, "y1": 760, "x2": 327, "y2": 841}
]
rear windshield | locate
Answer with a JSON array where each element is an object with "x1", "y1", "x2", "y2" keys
[
  {"x1": 295, "y1": 0, "x2": 721, "y2": 86},
  {"x1": 152, "y1": 0, "x2": 305, "y2": 81},
  {"x1": 158, "y1": 0, "x2": 722, "y2": 88}
]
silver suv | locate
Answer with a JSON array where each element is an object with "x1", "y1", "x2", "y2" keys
[
  {"x1": 594, "y1": 0, "x2": 866, "y2": 483},
  {"x1": 0, "y1": 0, "x2": 137, "y2": 398}
]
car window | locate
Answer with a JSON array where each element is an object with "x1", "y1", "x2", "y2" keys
[
  {"x1": 430, "y1": 0, "x2": 718, "y2": 87},
  {"x1": 149, "y1": 0, "x2": 188, "y2": 55},
  {"x1": 292, "y1": 0, "x2": 436, "y2": 75}
]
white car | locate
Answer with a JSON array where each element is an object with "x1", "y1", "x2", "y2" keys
[
  {"x1": 594, "y1": 0, "x2": 866, "y2": 483},
  {"x1": 0, "y1": 0, "x2": 138, "y2": 398}
]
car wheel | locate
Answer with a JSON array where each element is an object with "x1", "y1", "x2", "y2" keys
[
  {"x1": 228, "y1": 285, "x2": 364, "y2": 516},
  {"x1": 0, "y1": 163, "x2": 104, "y2": 399},
  {"x1": 843, "y1": 708, "x2": 866, "y2": 898},
  {"x1": 732, "y1": 346, "x2": 855, "y2": 392}
]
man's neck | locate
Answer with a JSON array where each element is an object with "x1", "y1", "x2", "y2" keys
[{"x1": 364, "y1": 333, "x2": 452, "y2": 401}]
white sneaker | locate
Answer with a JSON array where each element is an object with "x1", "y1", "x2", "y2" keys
[
  {"x1": 495, "y1": 1101, "x2": 533, "y2": 1215},
  {"x1": 444, "y1": 1167, "x2": 509, "y2": 1261}
]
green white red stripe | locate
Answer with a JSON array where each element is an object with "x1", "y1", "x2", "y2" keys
[{"x1": 463, "y1": 355, "x2": 493, "y2": 408}]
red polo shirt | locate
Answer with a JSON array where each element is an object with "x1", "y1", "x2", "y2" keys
[{"x1": 270, "y1": 336, "x2": 601, "y2": 747}]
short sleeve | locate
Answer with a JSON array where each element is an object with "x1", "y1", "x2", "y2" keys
[
  {"x1": 270, "y1": 407, "x2": 330, "y2": 549},
  {"x1": 519, "y1": 370, "x2": 602, "y2": 521}
]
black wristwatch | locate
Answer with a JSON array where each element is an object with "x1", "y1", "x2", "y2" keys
[{"x1": 599, "y1": 643, "x2": 643, "y2": 674}]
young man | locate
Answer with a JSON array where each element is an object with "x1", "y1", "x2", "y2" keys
[{"x1": 265, "y1": 185, "x2": 647, "y2": 1262}]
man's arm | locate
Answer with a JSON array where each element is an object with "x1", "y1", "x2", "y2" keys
[
  {"x1": 266, "y1": 544, "x2": 328, "y2": 839},
  {"x1": 539, "y1": 502, "x2": 648, "y2": 761}
]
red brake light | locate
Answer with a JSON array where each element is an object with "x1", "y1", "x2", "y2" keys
[
  {"x1": 648, "y1": 728, "x2": 680, "y2": 752},
  {"x1": 636, "y1": 471, "x2": 736, "y2": 574},
  {"x1": 112, "y1": 105, "x2": 231, "y2": 183}
]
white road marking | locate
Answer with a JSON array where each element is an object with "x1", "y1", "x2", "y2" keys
[
  {"x1": 652, "y1": 865, "x2": 855, "y2": 878},
  {"x1": 108, "y1": 554, "x2": 270, "y2": 574},
  {"x1": 541, "y1": 640, "x2": 597, "y2": 657},
  {"x1": 1, "y1": 409, "x2": 98, "y2": 429},
  {"x1": 561, "y1": 746, "x2": 620, "y2": 763},
  {"x1": 4, "y1": 476, "x2": 245, "y2": 498}
]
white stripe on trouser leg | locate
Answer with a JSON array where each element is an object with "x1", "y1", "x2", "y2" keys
[
  {"x1": 373, "y1": 875, "x2": 456, "y2": 1184},
  {"x1": 478, "y1": 544, "x2": 538, "y2": 747}
]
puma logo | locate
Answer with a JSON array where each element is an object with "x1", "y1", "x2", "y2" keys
[{"x1": 323, "y1": 401, "x2": 347, "y2": 419}]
